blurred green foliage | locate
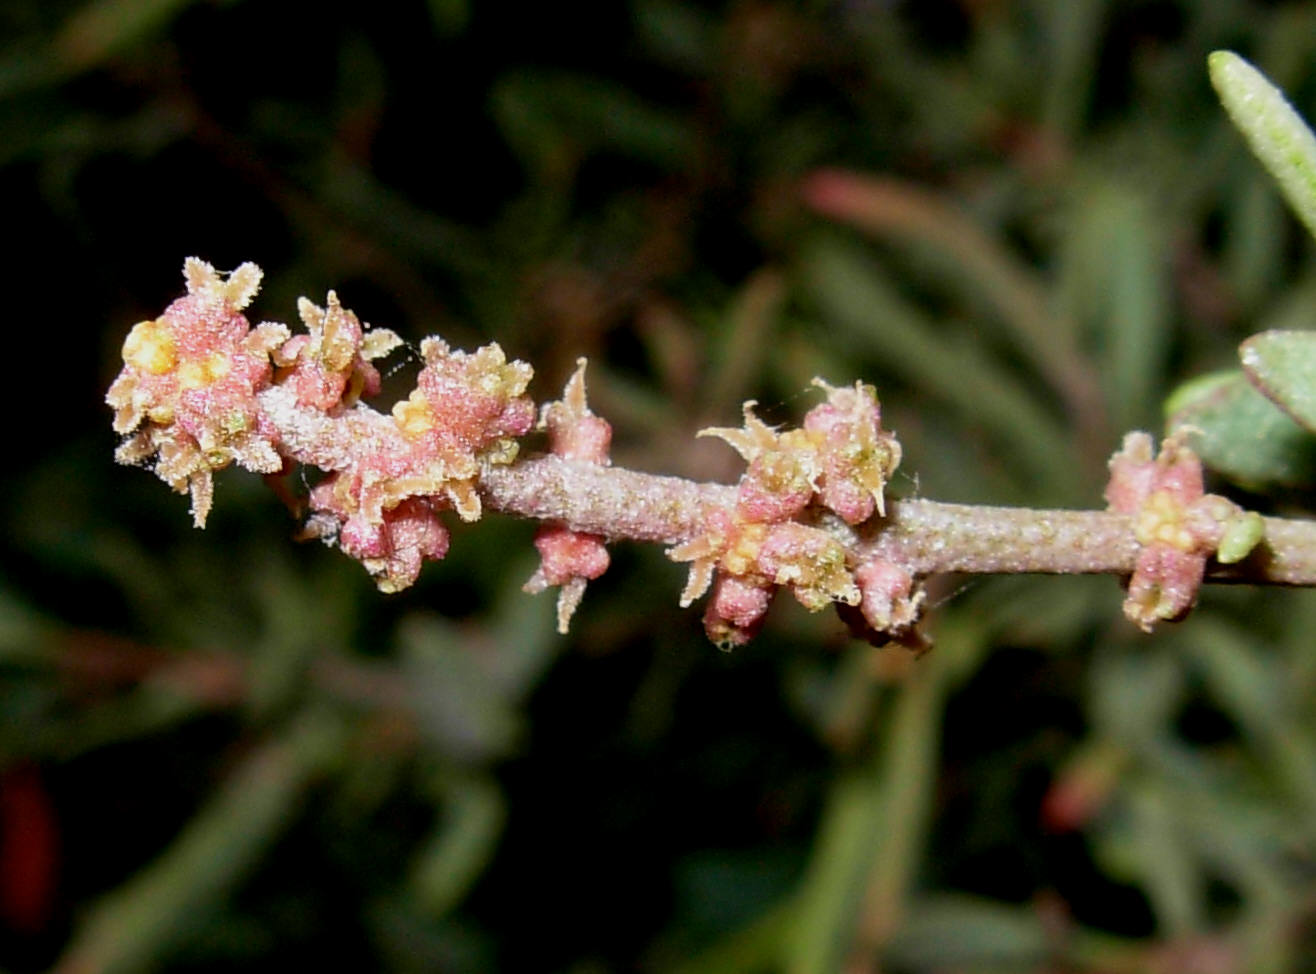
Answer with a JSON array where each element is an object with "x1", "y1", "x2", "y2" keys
[{"x1": 5, "y1": 1, "x2": 1316, "y2": 971}]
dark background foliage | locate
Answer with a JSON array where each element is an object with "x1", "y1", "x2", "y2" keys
[{"x1": 5, "y1": 1, "x2": 1316, "y2": 971}]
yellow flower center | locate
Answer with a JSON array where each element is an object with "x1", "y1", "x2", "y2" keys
[
  {"x1": 1135, "y1": 489, "x2": 1196, "y2": 551},
  {"x1": 177, "y1": 352, "x2": 232, "y2": 390},
  {"x1": 122, "y1": 319, "x2": 177, "y2": 375},
  {"x1": 721, "y1": 522, "x2": 767, "y2": 575},
  {"x1": 392, "y1": 390, "x2": 436, "y2": 438}
]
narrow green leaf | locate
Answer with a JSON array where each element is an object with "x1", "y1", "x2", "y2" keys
[
  {"x1": 1039, "y1": 0, "x2": 1104, "y2": 141},
  {"x1": 490, "y1": 70, "x2": 697, "y2": 174},
  {"x1": 55, "y1": 0, "x2": 200, "y2": 72},
  {"x1": 1165, "y1": 369, "x2": 1316, "y2": 489},
  {"x1": 802, "y1": 171, "x2": 1096, "y2": 424},
  {"x1": 1209, "y1": 50, "x2": 1316, "y2": 243},
  {"x1": 54, "y1": 712, "x2": 343, "y2": 974},
  {"x1": 1122, "y1": 783, "x2": 1204, "y2": 933},
  {"x1": 409, "y1": 775, "x2": 506, "y2": 918},
  {"x1": 1056, "y1": 179, "x2": 1170, "y2": 432},
  {"x1": 670, "y1": 898, "x2": 793, "y2": 974},
  {"x1": 1240, "y1": 330, "x2": 1316, "y2": 433},
  {"x1": 787, "y1": 651, "x2": 951, "y2": 973},
  {"x1": 884, "y1": 896, "x2": 1049, "y2": 969},
  {"x1": 786, "y1": 769, "x2": 885, "y2": 974},
  {"x1": 397, "y1": 614, "x2": 522, "y2": 762},
  {"x1": 1089, "y1": 650, "x2": 1183, "y2": 744},
  {"x1": 633, "y1": 0, "x2": 716, "y2": 74},
  {"x1": 1222, "y1": 168, "x2": 1287, "y2": 313},
  {"x1": 801, "y1": 236, "x2": 1078, "y2": 499},
  {"x1": 1184, "y1": 621, "x2": 1285, "y2": 742}
]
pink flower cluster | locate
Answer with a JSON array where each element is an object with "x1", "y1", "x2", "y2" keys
[
  {"x1": 522, "y1": 360, "x2": 613, "y2": 633},
  {"x1": 107, "y1": 260, "x2": 290, "y2": 527},
  {"x1": 108, "y1": 259, "x2": 535, "y2": 594},
  {"x1": 1105, "y1": 431, "x2": 1261, "y2": 631},
  {"x1": 107, "y1": 260, "x2": 1268, "y2": 649},
  {"x1": 669, "y1": 381, "x2": 913, "y2": 649},
  {"x1": 275, "y1": 291, "x2": 402, "y2": 411},
  {"x1": 300, "y1": 335, "x2": 535, "y2": 592},
  {"x1": 106, "y1": 260, "x2": 930, "y2": 648}
]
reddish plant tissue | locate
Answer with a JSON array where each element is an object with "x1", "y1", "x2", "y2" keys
[
  {"x1": 110, "y1": 260, "x2": 1278, "y2": 648},
  {"x1": 523, "y1": 360, "x2": 613, "y2": 633},
  {"x1": 106, "y1": 260, "x2": 288, "y2": 528},
  {"x1": 108, "y1": 260, "x2": 534, "y2": 594},
  {"x1": 1104, "y1": 432, "x2": 1255, "y2": 631},
  {"x1": 108, "y1": 261, "x2": 919, "y2": 647},
  {"x1": 672, "y1": 381, "x2": 910, "y2": 648},
  {"x1": 0, "y1": 766, "x2": 58, "y2": 935}
]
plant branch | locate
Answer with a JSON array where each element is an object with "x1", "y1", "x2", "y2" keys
[
  {"x1": 478, "y1": 456, "x2": 1316, "y2": 586},
  {"x1": 108, "y1": 259, "x2": 1316, "y2": 647}
]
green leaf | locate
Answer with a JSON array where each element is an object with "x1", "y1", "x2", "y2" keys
[
  {"x1": 884, "y1": 895, "x2": 1049, "y2": 969},
  {"x1": 490, "y1": 70, "x2": 697, "y2": 177},
  {"x1": 1209, "y1": 51, "x2": 1316, "y2": 243},
  {"x1": 799, "y1": 235, "x2": 1078, "y2": 500},
  {"x1": 1217, "y1": 512, "x2": 1265, "y2": 564},
  {"x1": 1111, "y1": 782, "x2": 1204, "y2": 933},
  {"x1": 1241, "y1": 330, "x2": 1316, "y2": 432},
  {"x1": 1055, "y1": 178, "x2": 1171, "y2": 432},
  {"x1": 55, "y1": 712, "x2": 344, "y2": 974},
  {"x1": 1165, "y1": 369, "x2": 1316, "y2": 489},
  {"x1": 408, "y1": 775, "x2": 506, "y2": 918},
  {"x1": 1184, "y1": 620, "x2": 1286, "y2": 742},
  {"x1": 55, "y1": 0, "x2": 201, "y2": 72}
]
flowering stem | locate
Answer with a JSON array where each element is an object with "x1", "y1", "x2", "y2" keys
[
  {"x1": 108, "y1": 260, "x2": 1316, "y2": 648},
  {"x1": 478, "y1": 455, "x2": 733, "y2": 545},
  {"x1": 865, "y1": 501, "x2": 1316, "y2": 586},
  {"x1": 479, "y1": 457, "x2": 1316, "y2": 585}
]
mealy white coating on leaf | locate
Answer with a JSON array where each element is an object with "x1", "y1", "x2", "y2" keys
[
  {"x1": 1209, "y1": 51, "x2": 1316, "y2": 243},
  {"x1": 1240, "y1": 331, "x2": 1316, "y2": 434}
]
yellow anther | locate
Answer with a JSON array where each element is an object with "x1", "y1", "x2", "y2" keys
[
  {"x1": 177, "y1": 360, "x2": 206, "y2": 389},
  {"x1": 1134, "y1": 490, "x2": 1196, "y2": 552},
  {"x1": 176, "y1": 352, "x2": 228, "y2": 390},
  {"x1": 122, "y1": 319, "x2": 177, "y2": 375},
  {"x1": 206, "y1": 352, "x2": 230, "y2": 382},
  {"x1": 392, "y1": 390, "x2": 436, "y2": 438},
  {"x1": 722, "y1": 522, "x2": 767, "y2": 575}
]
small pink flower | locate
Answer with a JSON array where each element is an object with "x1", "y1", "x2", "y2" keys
[
  {"x1": 541, "y1": 358, "x2": 612, "y2": 464},
  {"x1": 300, "y1": 338, "x2": 534, "y2": 588},
  {"x1": 757, "y1": 522, "x2": 859, "y2": 611},
  {"x1": 523, "y1": 361, "x2": 614, "y2": 632},
  {"x1": 1105, "y1": 432, "x2": 1200, "y2": 515},
  {"x1": 307, "y1": 485, "x2": 450, "y2": 593},
  {"x1": 1105, "y1": 431, "x2": 1250, "y2": 631},
  {"x1": 736, "y1": 451, "x2": 817, "y2": 523},
  {"x1": 529, "y1": 526, "x2": 611, "y2": 587},
  {"x1": 111, "y1": 259, "x2": 543, "y2": 592},
  {"x1": 107, "y1": 259, "x2": 289, "y2": 526},
  {"x1": 699, "y1": 403, "x2": 820, "y2": 523},
  {"x1": 854, "y1": 558, "x2": 924, "y2": 633},
  {"x1": 273, "y1": 292, "x2": 402, "y2": 410},
  {"x1": 702, "y1": 575, "x2": 774, "y2": 650},
  {"x1": 404, "y1": 339, "x2": 536, "y2": 454},
  {"x1": 670, "y1": 379, "x2": 904, "y2": 646},
  {"x1": 1124, "y1": 544, "x2": 1206, "y2": 630},
  {"x1": 803, "y1": 379, "x2": 901, "y2": 524}
]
